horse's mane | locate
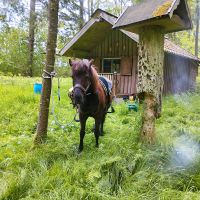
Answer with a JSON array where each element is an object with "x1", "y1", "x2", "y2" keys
[
  {"x1": 81, "y1": 59, "x2": 100, "y2": 91},
  {"x1": 90, "y1": 65, "x2": 100, "y2": 90}
]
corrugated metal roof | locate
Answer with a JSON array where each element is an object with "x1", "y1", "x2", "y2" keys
[
  {"x1": 122, "y1": 30, "x2": 199, "y2": 61},
  {"x1": 164, "y1": 39, "x2": 199, "y2": 61}
]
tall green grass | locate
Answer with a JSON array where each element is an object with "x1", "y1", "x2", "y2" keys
[{"x1": 0, "y1": 76, "x2": 200, "y2": 200}]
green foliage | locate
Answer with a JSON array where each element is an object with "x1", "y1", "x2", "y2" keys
[
  {"x1": 0, "y1": 0, "x2": 199, "y2": 77},
  {"x1": 0, "y1": 26, "x2": 46, "y2": 77},
  {"x1": 0, "y1": 27, "x2": 29, "y2": 76},
  {"x1": 1, "y1": 76, "x2": 200, "y2": 199}
]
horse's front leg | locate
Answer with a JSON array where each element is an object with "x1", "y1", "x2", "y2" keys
[
  {"x1": 94, "y1": 118, "x2": 101, "y2": 148},
  {"x1": 79, "y1": 114, "x2": 88, "y2": 152}
]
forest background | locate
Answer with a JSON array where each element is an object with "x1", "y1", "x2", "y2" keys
[{"x1": 0, "y1": 0, "x2": 199, "y2": 77}]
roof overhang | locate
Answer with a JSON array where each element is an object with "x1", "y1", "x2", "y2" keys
[
  {"x1": 59, "y1": 14, "x2": 115, "y2": 58},
  {"x1": 113, "y1": 15, "x2": 191, "y2": 34},
  {"x1": 113, "y1": 0, "x2": 192, "y2": 34}
]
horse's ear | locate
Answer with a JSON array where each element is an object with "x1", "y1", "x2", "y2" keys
[
  {"x1": 69, "y1": 59, "x2": 73, "y2": 67},
  {"x1": 89, "y1": 59, "x2": 94, "y2": 67}
]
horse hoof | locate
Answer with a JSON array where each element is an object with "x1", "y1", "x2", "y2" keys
[
  {"x1": 100, "y1": 132, "x2": 104, "y2": 136},
  {"x1": 78, "y1": 146, "x2": 83, "y2": 153},
  {"x1": 95, "y1": 144, "x2": 99, "y2": 148},
  {"x1": 78, "y1": 149, "x2": 83, "y2": 153}
]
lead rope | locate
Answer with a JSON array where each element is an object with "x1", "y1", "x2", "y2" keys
[
  {"x1": 74, "y1": 107, "x2": 80, "y2": 122},
  {"x1": 57, "y1": 77, "x2": 61, "y2": 101},
  {"x1": 42, "y1": 69, "x2": 78, "y2": 129}
]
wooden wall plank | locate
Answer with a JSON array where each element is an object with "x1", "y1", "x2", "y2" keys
[
  {"x1": 104, "y1": 35, "x2": 108, "y2": 57},
  {"x1": 122, "y1": 34, "x2": 126, "y2": 56},
  {"x1": 128, "y1": 76, "x2": 131, "y2": 94},
  {"x1": 119, "y1": 31, "x2": 122, "y2": 57},
  {"x1": 116, "y1": 30, "x2": 120, "y2": 57},
  {"x1": 112, "y1": 30, "x2": 116, "y2": 57},
  {"x1": 128, "y1": 39, "x2": 132, "y2": 57},
  {"x1": 126, "y1": 36, "x2": 129, "y2": 56},
  {"x1": 108, "y1": 32, "x2": 111, "y2": 57}
]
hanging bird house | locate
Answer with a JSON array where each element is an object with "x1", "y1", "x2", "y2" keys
[{"x1": 113, "y1": 0, "x2": 192, "y2": 143}]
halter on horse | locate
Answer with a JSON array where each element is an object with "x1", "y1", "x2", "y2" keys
[{"x1": 69, "y1": 59, "x2": 113, "y2": 152}]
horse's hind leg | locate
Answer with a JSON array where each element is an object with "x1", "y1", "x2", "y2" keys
[
  {"x1": 100, "y1": 113, "x2": 106, "y2": 136},
  {"x1": 79, "y1": 114, "x2": 88, "y2": 152},
  {"x1": 94, "y1": 118, "x2": 101, "y2": 148}
]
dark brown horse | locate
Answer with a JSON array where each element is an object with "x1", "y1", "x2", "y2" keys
[{"x1": 69, "y1": 59, "x2": 113, "y2": 152}]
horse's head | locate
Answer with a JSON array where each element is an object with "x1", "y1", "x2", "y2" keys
[{"x1": 69, "y1": 59, "x2": 94, "y2": 105}]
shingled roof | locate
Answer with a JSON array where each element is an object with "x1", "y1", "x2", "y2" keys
[
  {"x1": 164, "y1": 39, "x2": 198, "y2": 61},
  {"x1": 60, "y1": 8, "x2": 198, "y2": 62},
  {"x1": 113, "y1": 0, "x2": 192, "y2": 33},
  {"x1": 123, "y1": 30, "x2": 199, "y2": 61}
]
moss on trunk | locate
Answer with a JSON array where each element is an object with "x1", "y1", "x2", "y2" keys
[{"x1": 137, "y1": 26, "x2": 164, "y2": 143}]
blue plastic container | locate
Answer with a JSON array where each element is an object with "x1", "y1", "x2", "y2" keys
[{"x1": 34, "y1": 83, "x2": 42, "y2": 94}]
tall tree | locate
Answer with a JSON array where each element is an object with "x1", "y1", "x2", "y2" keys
[
  {"x1": 195, "y1": 0, "x2": 199, "y2": 57},
  {"x1": 59, "y1": 0, "x2": 86, "y2": 37},
  {"x1": 90, "y1": 0, "x2": 94, "y2": 15},
  {"x1": 78, "y1": 0, "x2": 84, "y2": 30},
  {"x1": 87, "y1": 0, "x2": 94, "y2": 19},
  {"x1": 1, "y1": 0, "x2": 25, "y2": 24},
  {"x1": 34, "y1": 0, "x2": 59, "y2": 144},
  {"x1": 28, "y1": 0, "x2": 36, "y2": 76}
]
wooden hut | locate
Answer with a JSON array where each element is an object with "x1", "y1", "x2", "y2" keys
[{"x1": 60, "y1": 8, "x2": 199, "y2": 96}]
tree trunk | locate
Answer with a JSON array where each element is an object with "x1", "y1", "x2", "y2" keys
[
  {"x1": 34, "y1": 0, "x2": 59, "y2": 144},
  {"x1": 79, "y1": 0, "x2": 84, "y2": 30},
  {"x1": 91, "y1": 0, "x2": 94, "y2": 15},
  {"x1": 28, "y1": 0, "x2": 36, "y2": 77},
  {"x1": 137, "y1": 26, "x2": 164, "y2": 143},
  {"x1": 87, "y1": 0, "x2": 90, "y2": 19},
  {"x1": 195, "y1": 0, "x2": 199, "y2": 57},
  {"x1": 87, "y1": 0, "x2": 94, "y2": 18},
  {"x1": 141, "y1": 93, "x2": 156, "y2": 143}
]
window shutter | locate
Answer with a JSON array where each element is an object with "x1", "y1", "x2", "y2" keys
[{"x1": 120, "y1": 57, "x2": 132, "y2": 75}]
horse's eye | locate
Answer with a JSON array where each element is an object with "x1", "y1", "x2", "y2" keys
[{"x1": 85, "y1": 75, "x2": 89, "y2": 79}]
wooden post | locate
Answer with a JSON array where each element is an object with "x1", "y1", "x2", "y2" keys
[
  {"x1": 137, "y1": 26, "x2": 164, "y2": 143},
  {"x1": 113, "y1": 71, "x2": 117, "y2": 97},
  {"x1": 112, "y1": 0, "x2": 192, "y2": 145},
  {"x1": 34, "y1": 0, "x2": 59, "y2": 144}
]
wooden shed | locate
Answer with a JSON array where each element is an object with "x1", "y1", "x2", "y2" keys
[{"x1": 60, "y1": 8, "x2": 199, "y2": 96}]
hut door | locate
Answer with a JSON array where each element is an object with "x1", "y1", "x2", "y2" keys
[
  {"x1": 117, "y1": 57, "x2": 133, "y2": 95},
  {"x1": 120, "y1": 57, "x2": 132, "y2": 75}
]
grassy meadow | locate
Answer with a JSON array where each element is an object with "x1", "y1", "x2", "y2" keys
[{"x1": 1, "y1": 76, "x2": 200, "y2": 200}]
